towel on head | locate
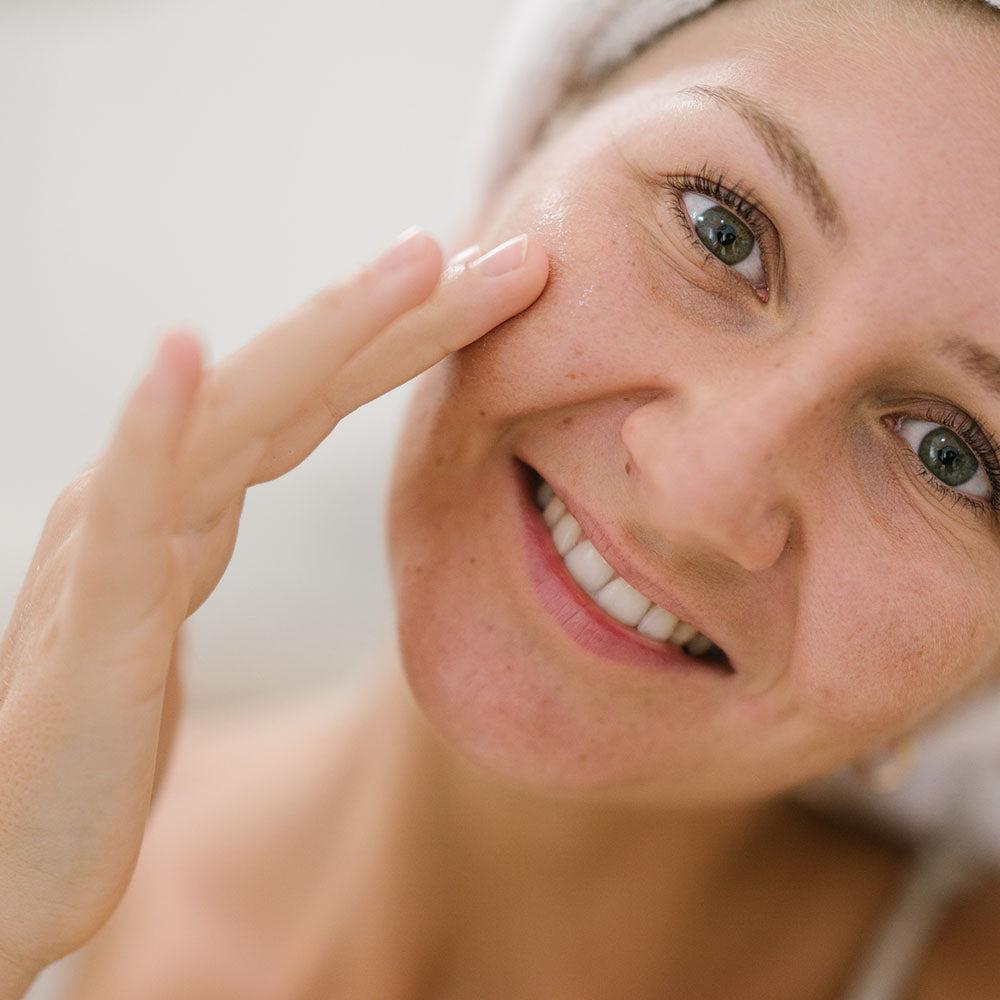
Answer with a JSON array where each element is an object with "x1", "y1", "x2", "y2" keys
[{"x1": 467, "y1": 0, "x2": 1000, "y2": 207}]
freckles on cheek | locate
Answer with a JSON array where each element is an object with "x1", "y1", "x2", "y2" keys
[{"x1": 463, "y1": 167, "x2": 689, "y2": 408}]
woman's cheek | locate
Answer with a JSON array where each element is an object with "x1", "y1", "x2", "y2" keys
[
  {"x1": 791, "y1": 524, "x2": 985, "y2": 739},
  {"x1": 451, "y1": 238, "x2": 642, "y2": 419}
]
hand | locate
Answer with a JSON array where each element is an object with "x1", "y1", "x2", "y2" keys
[{"x1": 0, "y1": 228, "x2": 548, "y2": 991}]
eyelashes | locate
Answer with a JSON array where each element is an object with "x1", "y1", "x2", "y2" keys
[
  {"x1": 657, "y1": 161, "x2": 780, "y2": 300},
  {"x1": 888, "y1": 401, "x2": 1000, "y2": 520}
]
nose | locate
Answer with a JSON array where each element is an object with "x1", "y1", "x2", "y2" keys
[{"x1": 621, "y1": 375, "x2": 809, "y2": 574}]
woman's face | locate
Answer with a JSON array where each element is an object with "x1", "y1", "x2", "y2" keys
[{"x1": 386, "y1": 0, "x2": 1000, "y2": 806}]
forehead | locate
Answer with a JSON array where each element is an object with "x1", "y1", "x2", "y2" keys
[{"x1": 588, "y1": 0, "x2": 1000, "y2": 312}]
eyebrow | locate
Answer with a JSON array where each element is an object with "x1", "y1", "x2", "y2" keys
[
  {"x1": 942, "y1": 336, "x2": 1000, "y2": 401},
  {"x1": 680, "y1": 84, "x2": 846, "y2": 242},
  {"x1": 678, "y1": 86, "x2": 1000, "y2": 409}
]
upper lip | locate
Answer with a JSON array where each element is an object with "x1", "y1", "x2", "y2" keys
[{"x1": 533, "y1": 466, "x2": 732, "y2": 663}]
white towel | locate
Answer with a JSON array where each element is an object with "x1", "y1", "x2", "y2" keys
[
  {"x1": 465, "y1": 0, "x2": 1000, "y2": 862},
  {"x1": 468, "y1": 0, "x2": 1000, "y2": 205}
]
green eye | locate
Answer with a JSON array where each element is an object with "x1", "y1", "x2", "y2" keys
[
  {"x1": 918, "y1": 426, "x2": 978, "y2": 487},
  {"x1": 897, "y1": 417, "x2": 991, "y2": 499},
  {"x1": 691, "y1": 203, "x2": 755, "y2": 265},
  {"x1": 678, "y1": 191, "x2": 766, "y2": 294}
]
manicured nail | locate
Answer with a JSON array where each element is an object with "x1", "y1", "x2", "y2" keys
[
  {"x1": 469, "y1": 234, "x2": 528, "y2": 277},
  {"x1": 370, "y1": 225, "x2": 427, "y2": 275},
  {"x1": 446, "y1": 244, "x2": 481, "y2": 268}
]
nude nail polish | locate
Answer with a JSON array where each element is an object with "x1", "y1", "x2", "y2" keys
[{"x1": 469, "y1": 234, "x2": 528, "y2": 277}]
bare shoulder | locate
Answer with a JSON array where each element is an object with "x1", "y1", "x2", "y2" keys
[
  {"x1": 910, "y1": 864, "x2": 1000, "y2": 1000},
  {"x1": 64, "y1": 683, "x2": 364, "y2": 1000}
]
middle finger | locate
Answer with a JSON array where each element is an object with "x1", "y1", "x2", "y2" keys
[
  {"x1": 175, "y1": 228, "x2": 444, "y2": 521},
  {"x1": 253, "y1": 234, "x2": 550, "y2": 484}
]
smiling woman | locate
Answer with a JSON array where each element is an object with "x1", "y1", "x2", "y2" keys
[
  {"x1": 385, "y1": 0, "x2": 1000, "y2": 990},
  {"x1": 389, "y1": 0, "x2": 1000, "y2": 800},
  {"x1": 6, "y1": 1, "x2": 1000, "y2": 999}
]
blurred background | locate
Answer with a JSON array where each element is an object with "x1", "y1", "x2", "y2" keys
[
  {"x1": 9, "y1": 5, "x2": 1000, "y2": 997},
  {"x1": 0, "y1": 0, "x2": 513, "y2": 721}
]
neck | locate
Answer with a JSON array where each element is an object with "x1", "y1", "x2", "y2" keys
[{"x1": 309, "y1": 644, "x2": 809, "y2": 999}]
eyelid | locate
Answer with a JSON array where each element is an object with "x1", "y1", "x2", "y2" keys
[
  {"x1": 657, "y1": 164, "x2": 784, "y2": 304},
  {"x1": 667, "y1": 195, "x2": 770, "y2": 302},
  {"x1": 883, "y1": 398, "x2": 1000, "y2": 524},
  {"x1": 663, "y1": 170, "x2": 783, "y2": 305}
]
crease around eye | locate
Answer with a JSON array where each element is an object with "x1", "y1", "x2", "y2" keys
[
  {"x1": 678, "y1": 191, "x2": 768, "y2": 295},
  {"x1": 658, "y1": 165, "x2": 780, "y2": 304},
  {"x1": 885, "y1": 401, "x2": 1000, "y2": 524}
]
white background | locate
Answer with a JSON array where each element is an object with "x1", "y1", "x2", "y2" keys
[{"x1": 0, "y1": 0, "x2": 513, "y2": 716}]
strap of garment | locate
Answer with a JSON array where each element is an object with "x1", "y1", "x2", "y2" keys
[{"x1": 839, "y1": 838, "x2": 987, "y2": 1000}]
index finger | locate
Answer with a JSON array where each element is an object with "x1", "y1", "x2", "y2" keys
[
  {"x1": 203, "y1": 226, "x2": 444, "y2": 441},
  {"x1": 327, "y1": 233, "x2": 550, "y2": 420},
  {"x1": 251, "y1": 234, "x2": 550, "y2": 483}
]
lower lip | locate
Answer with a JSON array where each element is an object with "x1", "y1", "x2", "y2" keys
[{"x1": 514, "y1": 461, "x2": 732, "y2": 678}]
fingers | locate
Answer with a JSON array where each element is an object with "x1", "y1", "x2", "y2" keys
[
  {"x1": 332, "y1": 233, "x2": 548, "y2": 418},
  {"x1": 68, "y1": 329, "x2": 204, "y2": 641},
  {"x1": 203, "y1": 227, "x2": 443, "y2": 443},
  {"x1": 253, "y1": 233, "x2": 550, "y2": 483}
]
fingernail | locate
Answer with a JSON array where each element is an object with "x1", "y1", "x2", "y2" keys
[
  {"x1": 370, "y1": 225, "x2": 426, "y2": 275},
  {"x1": 446, "y1": 244, "x2": 481, "y2": 268},
  {"x1": 469, "y1": 234, "x2": 528, "y2": 277}
]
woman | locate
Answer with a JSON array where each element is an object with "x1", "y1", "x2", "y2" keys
[{"x1": 4, "y1": 0, "x2": 1000, "y2": 996}]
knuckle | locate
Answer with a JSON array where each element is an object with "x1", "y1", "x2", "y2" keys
[
  {"x1": 53, "y1": 468, "x2": 95, "y2": 515},
  {"x1": 66, "y1": 541, "x2": 178, "y2": 643},
  {"x1": 41, "y1": 468, "x2": 98, "y2": 546},
  {"x1": 320, "y1": 391, "x2": 347, "y2": 428}
]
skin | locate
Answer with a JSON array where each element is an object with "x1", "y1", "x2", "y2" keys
[
  {"x1": 391, "y1": 0, "x2": 1000, "y2": 804},
  {"x1": 380, "y1": 0, "x2": 1000, "y2": 990},
  {"x1": 48, "y1": 0, "x2": 1000, "y2": 997}
]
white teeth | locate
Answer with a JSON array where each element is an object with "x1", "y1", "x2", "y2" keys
[
  {"x1": 551, "y1": 513, "x2": 582, "y2": 556},
  {"x1": 563, "y1": 539, "x2": 615, "y2": 594},
  {"x1": 668, "y1": 621, "x2": 699, "y2": 646},
  {"x1": 535, "y1": 476, "x2": 724, "y2": 662},
  {"x1": 543, "y1": 496, "x2": 566, "y2": 527},
  {"x1": 685, "y1": 634, "x2": 714, "y2": 656},
  {"x1": 636, "y1": 604, "x2": 679, "y2": 641},
  {"x1": 593, "y1": 577, "x2": 651, "y2": 627}
]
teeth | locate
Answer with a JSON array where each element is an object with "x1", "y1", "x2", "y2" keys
[
  {"x1": 551, "y1": 513, "x2": 582, "y2": 556},
  {"x1": 593, "y1": 577, "x2": 650, "y2": 627},
  {"x1": 684, "y1": 633, "x2": 714, "y2": 656},
  {"x1": 636, "y1": 604, "x2": 679, "y2": 641},
  {"x1": 563, "y1": 539, "x2": 615, "y2": 594},
  {"x1": 543, "y1": 496, "x2": 566, "y2": 527},
  {"x1": 668, "y1": 621, "x2": 698, "y2": 646},
  {"x1": 536, "y1": 476, "x2": 723, "y2": 661}
]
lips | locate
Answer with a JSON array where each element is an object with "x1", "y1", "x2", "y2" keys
[{"x1": 515, "y1": 459, "x2": 734, "y2": 675}]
